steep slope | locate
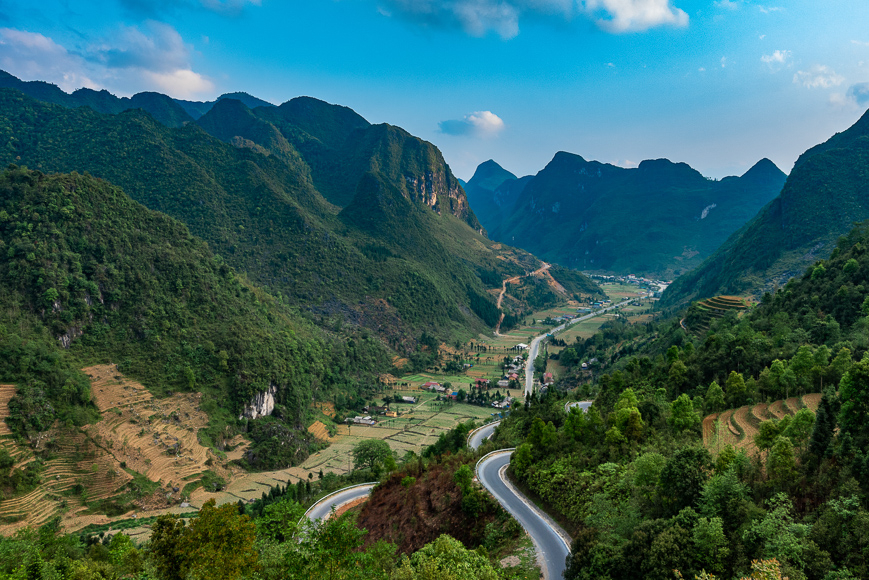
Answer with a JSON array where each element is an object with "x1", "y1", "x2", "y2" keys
[
  {"x1": 174, "y1": 92, "x2": 275, "y2": 119},
  {"x1": 0, "y1": 166, "x2": 388, "y2": 464},
  {"x1": 485, "y1": 153, "x2": 786, "y2": 278},
  {"x1": 462, "y1": 160, "x2": 524, "y2": 231},
  {"x1": 0, "y1": 70, "x2": 193, "y2": 128},
  {"x1": 202, "y1": 96, "x2": 481, "y2": 229},
  {"x1": 0, "y1": 87, "x2": 557, "y2": 347},
  {"x1": 663, "y1": 107, "x2": 869, "y2": 306}
]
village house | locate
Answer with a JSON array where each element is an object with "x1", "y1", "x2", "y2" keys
[{"x1": 347, "y1": 416, "x2": 376, "y2": 426}]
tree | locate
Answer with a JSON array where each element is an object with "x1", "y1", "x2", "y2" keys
[
  {"x1": 838, "y1": 356, "x2": 869, "y2": 444},
  {"x1": 670, "y1": 393, "x2": 701, "y2": 433},
  {"x1": 658, "y1": 447, "x2": 712, "y2": 515},
  {"x1": 725, "y1": 371, "x2": 746, "y2": 407},
  {"x1": 150, "y1": 499, "x2": 258, "y2": 580},
  {"x1": 809, "y1": 389, "x2": 837, "y2": 459},
  {"x1": 284, "y1": 512, "x2": 396, "y2": 580},
  {"x1": 706, "y1": 382, "x2": 725, "y2": 413},
  {"x1": 352, "y1": 439, "x2": 394, "y2": 472},
  {"x1": 782, "y1": 408, "x2": 814, "y2": 450},
  {"x1": 693, "y1": 517, "x2": 729, "y2": 575},
  {"x1": 391, "y1": 534, "x2": 499, "y2": 580},
  {"x1": 256, "y1": 497, "x2": 306, "y2": 543},
  {"x1": 767, "y1": 436, "x2": 797, "y2": 491}
]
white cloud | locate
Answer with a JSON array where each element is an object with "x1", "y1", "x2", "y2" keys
[
  {"x1": 145, "y1": 69, "x2": 214, "y2": 98},
  {"x1": 714, "y1": 0, "x2": 738, "y2": 10},
  {"x1": 721, "y1": 56, "x2": 727, "y2": 67},
  {"x1": 832, "y1": 82, "x2": 869, "y2": 109},
  {"x1": 761, "y1": 49, "x2": 791, "y2": 71},
  {"x1": 793, "y1": 65, "x2": 844, "y2": 89},
  {"x1": 375, "y1": 0, "x2": 687, "y2": 38},
  {"x1": 585, "y1": 0, "x2": 688, "y2": 33},
  {"x1": 852, "y1": 40, "x2": 869, "y2": 47},
  {"x1": 0, "y1": 24, "x2": 214, "y2": 99},
  {"x1": 0, "y1": 28, "x2": 99, "y2": 91},
  {"x1": 698, "y1": 66, "x2": 705, "y2": 72},
  {"x1": 758, "y1": 5, "x2": 782, "y2": 13},
  {"x1": 439, "y1": 110, "x2": 506, "y2": 137},
  {"x1": 759, "y1": 34, "x2": 765, "y2": 39}
]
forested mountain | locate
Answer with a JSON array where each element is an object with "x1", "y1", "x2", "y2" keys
[
  {"x1": 663, "y1": 107, "x2": 869, "y2": 306},
  {"x1": 0, "y1": 70, "x2": 194, "y2": 128},
  {"x1": 174, "y1": 92, "x2": 275, "y2": 119},
  {"x1": 0, "y1": 166, "x2": 389, "y2": 467},
  {"x1": 490, "y1": 220, "x2": 869, "y2": 580},
  {"x1": 473, "y1": 153, "x2": 785, "y2": 278},
  {"x1": 462, "y1": 159, "x2": 531, "y2": 234},
  {"x1": 0, "y1": 83, "x2": 567, "y2": 349}
]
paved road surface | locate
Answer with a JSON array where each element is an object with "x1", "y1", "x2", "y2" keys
[
  {"x1": 525, "y1": 295, "x2": 646, "y2": 396},
  {"x1": 305, "y1": 483, "x2": 377, "y2": 522},
  {"x1": 476, "y1": 452, "x2": 570, "y2": 580},
  {"x1": 468, "y1": 421, "x2": 501, "y2": 451},
  {"x1": 565, "y1": 400, "x2": 593, "y2": 414}
]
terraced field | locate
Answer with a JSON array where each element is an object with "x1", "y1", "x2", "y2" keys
[
  {"x1": 703, "y1": 394, "x2": 822, "y2": 457},
  {"x1": 0, "y1": 365, "x2": 239, "y2": 533},
  {"x1": 687, "y1": 296, "x2": 748, "y2": 333}
]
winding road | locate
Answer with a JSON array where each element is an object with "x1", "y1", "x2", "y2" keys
[
  {"x1": 467, "y1": 420, "x2": 501, "y2": 450},
  {"x1": 304, "y1": 483, "x2": 377, "y2": 522},
  {"x1": 524, "y1": 295, "x2": 647, "y2": 396},
  {"x1": 476, "y1": 451, "x2": 571, "y2": 580}
]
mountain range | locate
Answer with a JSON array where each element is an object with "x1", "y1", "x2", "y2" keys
[
  {"x1": 465, "y1": 154, "x2": 787, "y2": 279},
  {"x1": 663, "y1": 106, "x2": 869, "y2": 305},
  {"x1": 0, "y1": 71, "x2": 592, "y2": 353}
]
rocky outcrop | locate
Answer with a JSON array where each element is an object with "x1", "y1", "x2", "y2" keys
[{"x1": 239, "y1": 383, "x2": 278, "y2": 420}]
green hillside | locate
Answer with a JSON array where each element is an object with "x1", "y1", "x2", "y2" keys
[
  {"x1": 480, "y1": 153, "x2": 785, "y2": 278},
  {"x1": 663, "y1": 107, "x2": 869, "y2": 306},
  {"x1": 491, "y1": 221, "x2": 869, "y2": 580},
  {"x1": 0, "y1": 87, "x2": 554, "y2": 348},
  {"x1": 0, "y1": 166, "x2": 388, "y2": 467},
  {"x1": 0, "y1": 70, "x2": 193, "y2": 128}
]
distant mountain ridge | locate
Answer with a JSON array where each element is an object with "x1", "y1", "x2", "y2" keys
[
  {"x1": 662, "y1": 106, "x2": 869, "y2": 305},
  {"x1": 467, "y1": 154, "x2": 786, "y2": 279},
  {"x1": 0, "y1": 75, "x2": 573, "y2": 350},
  {"x1": 0, "y1": 70, "x2": 278, "y2": 127}
]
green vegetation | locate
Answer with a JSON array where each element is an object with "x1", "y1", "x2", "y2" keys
[
  {"x1": 0, "y1": 70, "x2": 194, "y2": 128},
  {"x1": 0, "y1": 166, "x2": 388, "y2": 468},
  {"x1": 0, "y1": 86, "x2": 577, "y2": 353},
  {"x1": 664, "y1": 107, "x2": 869, "y2": 306},
  {"x1": 483, "y1": 153, "x2": 786, "y2": 279},
  {"x1": 486, "y1": 221, "x2": 869, "y2": 580}
]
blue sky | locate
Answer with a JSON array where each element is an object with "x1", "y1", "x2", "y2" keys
[{"x1": 1, "y1": 0, "x2": 868, "y2": 181}]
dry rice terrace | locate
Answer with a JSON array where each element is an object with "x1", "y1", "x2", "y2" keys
[
  {"x1": 0, "y1": 365, "x2": 238, "y2": 534},
  {"x1": 702, "y1": 393, "x2": 822, "y2": 457}
]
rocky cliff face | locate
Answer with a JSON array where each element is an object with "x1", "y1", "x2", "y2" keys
[
  {"x1": 403, "y1": 169, "x2": 478, "y2": 229},
  {"x1": 239, "y1": 383, "x2": 278, "y2": 420}
]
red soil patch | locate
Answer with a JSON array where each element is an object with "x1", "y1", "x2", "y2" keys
[
  {"x1": 333, "y1": 496, "x2": 369, "y2": 519},
  {"x1": 356, "y1": 459, "x2": 499, "y2": 555},
  {"x1": 702, "y1": 413, "x2": 719, "y2": 447},
  {"x1": 802, "y1": 393, "x2": 822, "y2": 412}
]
